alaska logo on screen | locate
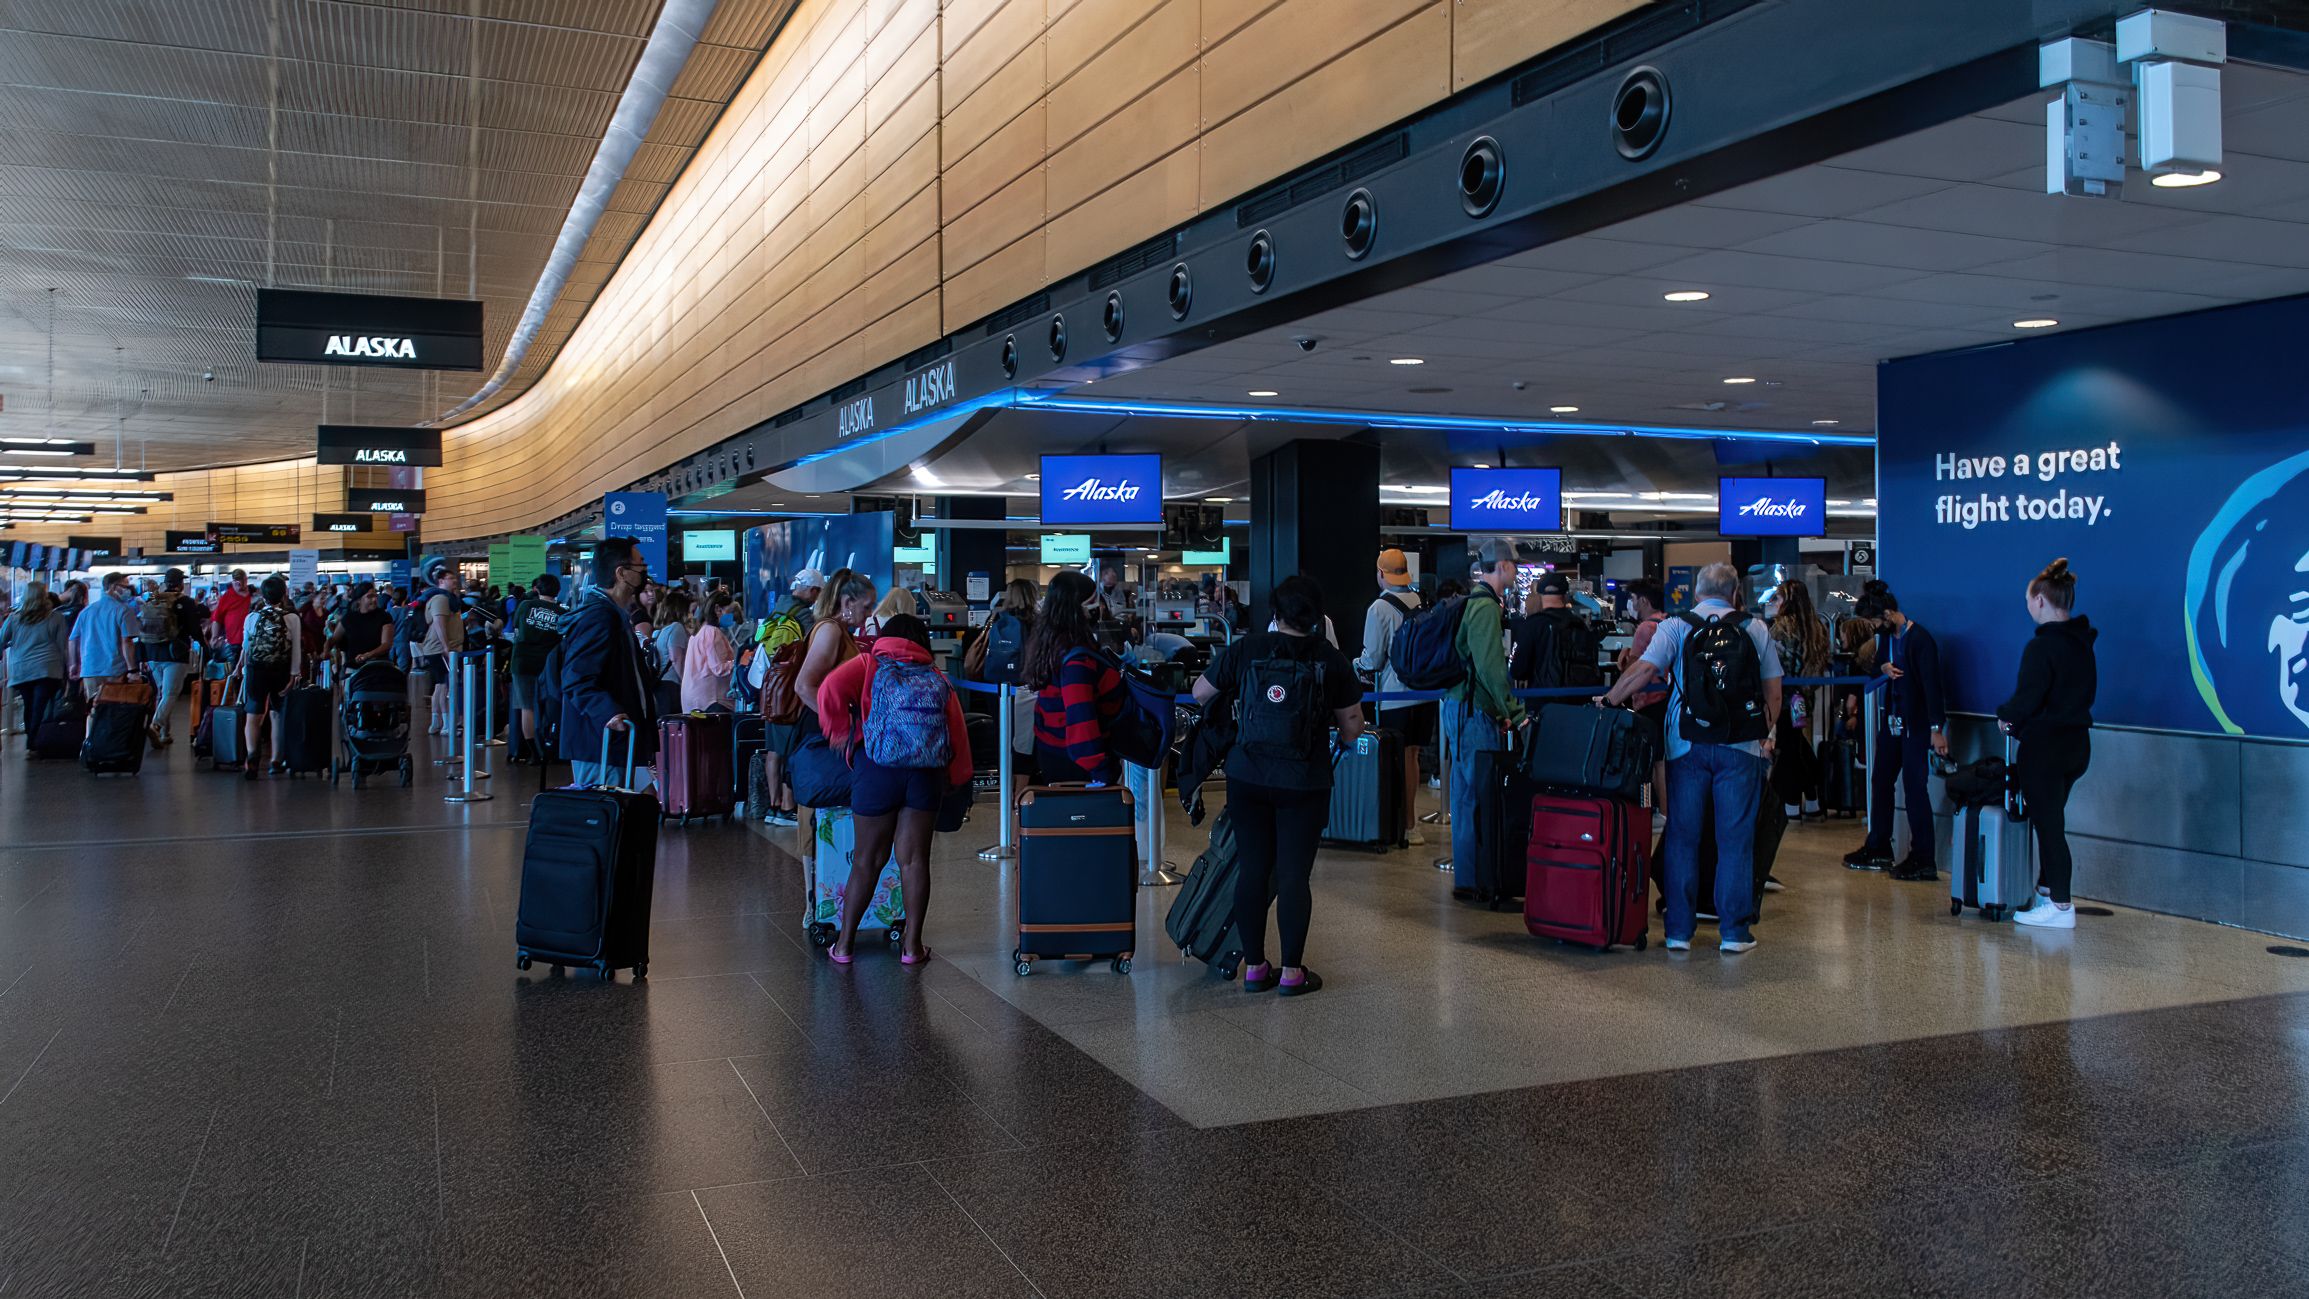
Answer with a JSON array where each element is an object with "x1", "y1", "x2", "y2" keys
[
  {"x1": 1466, "y1": 489, "x2": 1551, "y2": 511},
  {"x1": 1737, "y1": 495, "x2": 1814, "y2": 520},
  {"x1": 1061, "y1": 479, "x2": 1142, "y2": 503},
  {"x1": 323, "y1": 335, "x2": 417, "y2": 359}
]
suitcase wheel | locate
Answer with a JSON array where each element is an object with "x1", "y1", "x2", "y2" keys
[
  {"x1": 632, "y1": 963, "x2": 648, "y2": 979},
  {"x1": 1218, "y1": 956, "x2": 1240, "y2": 981},
  {"x1": 807, "y1": 923, "x2": 836, "y2": 949},
  {"x1": 516, "y1": 955, "x2": 532, "y2": 971},
  {"x1": 1983, "y1": 905, "x2": 2005, "y2": 923},
  {"x1": 1014, "y1": 958, "x2": 1033, "y2": 976},
  {"x1": 1635, "y1": 934, "x2": 1648, "y2": 952},
  {"x1": 1110, "y1": 956, "x2": 1132, "y2": 975},
  {"x1": 1949, "y1": 899, "x2": 1963, "y2": 917},
  {"x1": 886, "y1": 924, "x2": 905, "y2": 949},
  {"x1": 398, "y1": 757, "x2": 414, "y2": 787}
]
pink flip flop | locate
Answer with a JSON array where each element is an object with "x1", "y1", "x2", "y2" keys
[
  {"x1": 827, "y1": 944, "x2": 853, "y2": 966},
  {"x1": 899, "y1": 946, "x2": 934, "y2": 967}
]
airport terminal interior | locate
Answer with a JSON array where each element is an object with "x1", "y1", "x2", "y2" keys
[{"x1": 6, "y1": 1, "x2": 2309, "y2": 1295}]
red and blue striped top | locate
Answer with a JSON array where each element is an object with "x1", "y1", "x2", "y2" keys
[{"x1": 1033, "y1": 648, "x2": 1123, "y2": 781}]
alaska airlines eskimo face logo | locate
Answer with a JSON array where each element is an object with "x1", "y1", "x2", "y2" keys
[
  {"x1": 323, "y1": 335, "x2": 417, "y2": 360},
  {"x1": 1738, "y1": 496, "x2": 1812, "y2": 519},
  {"x1": 1062, "y1": 478, "x2": 1141, "y2": 503},
  {"x1": 1466, "y1": 489, "x2": 1550, "y2": 512},
  {"x1": 2187, "y1": 447, "x2": 2309, "y2": 736}
]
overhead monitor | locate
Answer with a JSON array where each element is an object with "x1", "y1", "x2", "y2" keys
[
  {"x1": 682, "y1": 529, "x2": 738, "y2": 562},
  {"x1": 1718, "y1": 476, "x2": 1826, "y2": 537},
  {"x1": 165, "y1": 530, "x2": 221, "y2": 554},
  {"x1": 1040, "y1": 454, "x2": 1162, "y2": 526},
  {"x1": 1041, "y1": 533, "x2": 1092, "y2": 565},
  {"x1": 892, "y1": 541, "x2": 936, "y2": 565},
  {"x1": 211, "y1": 521, "x2": 300, "y2": 544},
  {"x1": 315, "y1": 425, "x2": 444, "y2": 467},
  {"x1": 344, "y1": 487, "x2": 426, "y2": 515},
  {"x1": 1449, "y1": 467, "x2": 1564, "y2": 533},
  {"x1": 312, "y1": 514, "x2": 371, "y2": 534},
  {"x1": 1181, "y1": 537, "x2": 1231, "y2": 567},
  {"x1": 257, "y1": 289, "x2": 484, "y2": 371}
]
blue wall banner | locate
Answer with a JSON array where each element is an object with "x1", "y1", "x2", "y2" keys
[
  {"x1": 1449, "y1": 467, "x2": 1563, "y2": 533},
  {"x1": 1718, "y1": 476, "x2": 1825, "y2": 537},
  {"x1": 1040, "y1": 454, "x2": 1162, "y2": 525},
  {"x1": 603, "y1": 491, "x2": 668, "y2": 580},
  {"x1": 1879, "y1": 293, "x2": 2309, "y2": 739},
  {"x1": 743, "y1": 512, "x2": 895, "y2": 616}
]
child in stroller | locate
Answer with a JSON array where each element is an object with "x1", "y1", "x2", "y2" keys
[{"x1": 340, "y1": 660, "x2": 415, "y2": 787}]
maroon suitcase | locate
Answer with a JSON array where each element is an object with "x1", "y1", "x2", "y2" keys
[
  {"x1": 656, "y1": 711, "x2": 736, "y2": 824},
  {"x1": 1526, "y1": 792, "x2": 1650, "y2": 951}
]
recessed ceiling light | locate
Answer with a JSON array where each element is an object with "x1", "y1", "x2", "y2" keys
[
  {"x1": 1722, "y1": 376, "x2": 1757, "y2": 385},
  {"x1": 1549, "y1": 405, "x2": 1580, "y2": 414},
  {"x1": 1024, "y1": 473, "x2": 1040, "y2": 480},
  {"x1": 1207, "y1": 497, "x2": 1234, "y2": 503},
  {"x1": 1811, "y1": 419, "x2": 1840, "y2": 426},
  {"x1": 2151, "y1": 169, "x2": 2221, "y2": 188},
  {"x1": 1388, "y1": 357, "x2": 1425, "y2": 366},
  {"x1": 1663, "y1": 290, "x2": 1711, "y2": 302},
  {"x1": 1472, "y1": 463, "x2": 1491, "y2": 469},
  {"x1": 2012, "y1": 318, "x2": 2060, "y2": 330},
  {"x1": 1247, "y1": 390, "x2": 1279, "y2": 397}
]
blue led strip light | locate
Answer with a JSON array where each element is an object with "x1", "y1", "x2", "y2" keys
[{"x1": 1013, "y1": 392, "x2": 1876, "y2": 447}]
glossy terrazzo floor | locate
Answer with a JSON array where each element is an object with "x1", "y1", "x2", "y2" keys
[{"x1": 5, "y1": 713, "x2": 2309, "y2": 1298}]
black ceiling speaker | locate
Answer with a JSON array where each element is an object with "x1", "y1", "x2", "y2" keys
[
  {"x1": 1460, "y1": 136, "x2": 1504, "y2": 217},
  {"x1": 1048, "y1": 314, "x2": 1067, "y2": 362},
  {"x1": 1103, "y1": 291, "x2": 1125, "y2": 343},
  {"x1": 1167, "y1": 263, "x2": 1193, "y2": 319},
  {"x1": 1001, "y1": 334, "x2": 1019, "y2": 378},
  {"x1": 1341, "y1": 189, "x2": 1376, "y2": 260},
  {"x1": 1614, "y1": 67, "x2": 1671, "y2": 160},
  {"x1": 1246, "y1": 230, "x2": 1276, "y2": 293}
]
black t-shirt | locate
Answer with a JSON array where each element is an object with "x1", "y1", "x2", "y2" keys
[
  {"x1": 338, "y1": 607, "x2": 393, "y2": 659},
  {"x1": 1202, "y1": 630, "x2": 1363, "y2": 791}
]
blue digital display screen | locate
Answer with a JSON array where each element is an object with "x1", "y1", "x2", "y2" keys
[
  {"x1": 1041, "y1": 454, "x2": 1162, "y2": 526},
  {"x1": 1449, "y1": 467, "x2": 1563, "y2": 533},
  {"x1": 1717, "y1": 477, "x2": 1825, "y2": 537}
]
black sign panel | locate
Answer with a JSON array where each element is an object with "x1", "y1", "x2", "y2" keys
[
  {"x1": 315, "y1": 425, "x2": 444, "y2": 467},
  {"x1": 313, "y1": 513, "x2": 373, "y2": 534},
  {"x1": 256, "y1": 289, "x2": 484, "y2": 371},
  {"x1": 165, "y1": 530, "x2": 222, "y2": 554},
  {"x1": 339, "y1": 543, "x2": 409, "y2": 560},
  {"x1": 67, "y1": 534, "x2": 121, "y2": 556},
  {"x1": 211, "y1": 521, "x2": 300, "y2": 544},
  {"x1": 344, "y1": 488, "x2": 425, "y2": 515}
]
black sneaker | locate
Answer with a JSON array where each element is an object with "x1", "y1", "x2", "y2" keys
[
  {"x1": 1889, "y1": 857, "x2": 1940, "y2": 882},
  {"x1": 1843, "y1": 846, "x2": 1892, "y2": 871}
]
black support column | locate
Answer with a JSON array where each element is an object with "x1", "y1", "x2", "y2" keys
[
  {"x1": 1249, "y1": 439, "x2": 1381, "y2": 662},
  {"x1": 937, "y1": 495, "x2": 1007, "y2": 603}
]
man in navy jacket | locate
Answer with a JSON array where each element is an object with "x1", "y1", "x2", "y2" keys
[
  {"x1": 559, "y1": 535, "x2": 660, "y2": 789},
  {"x1": 1843, "y1": 581, "x2": 1948, "y2": 880}
]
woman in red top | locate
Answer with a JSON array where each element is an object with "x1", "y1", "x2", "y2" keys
[
  {"x1": 1019, "y1": 570, "x2": 1123, "y2": 785},
  {"x1": 816, "y1": 614, "x2": 971, "y2": 966}
]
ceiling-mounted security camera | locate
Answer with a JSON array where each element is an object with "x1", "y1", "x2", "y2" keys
[
  {"x1": 201, "y1": 371, "x2": 215, "y2": 382},
  {"x1": 1291, "y1": 336, "x2": 1318, "y2": 353}
]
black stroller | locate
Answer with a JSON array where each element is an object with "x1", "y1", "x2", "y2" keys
[{"x1": 337, "y1": 660, "x2": 415, "y2": 788}]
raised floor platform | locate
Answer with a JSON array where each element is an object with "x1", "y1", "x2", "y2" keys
[{"x1": 4, "y1": 728, "x2": 2308, "y2": 1298}]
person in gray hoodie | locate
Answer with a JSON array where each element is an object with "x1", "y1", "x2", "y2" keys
[{"x1": 0, "y1": 583, "x2": 71, "y2": 746}]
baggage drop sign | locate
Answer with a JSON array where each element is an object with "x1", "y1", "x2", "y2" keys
[{"x1": 603, "y1": 492, "x2": 668, "y2": 579}]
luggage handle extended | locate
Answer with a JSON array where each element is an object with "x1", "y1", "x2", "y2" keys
[{"x1": 596, "y1": 725, "x2": 641, "y2": 792}]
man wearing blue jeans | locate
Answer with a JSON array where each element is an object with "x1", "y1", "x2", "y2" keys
[
  {"x1": 1447, "y1": 539, "x2": 1527, "y2": 898},
  {"x1": 1601, "y1": 563, "x2": 1782, "y2": 953}
]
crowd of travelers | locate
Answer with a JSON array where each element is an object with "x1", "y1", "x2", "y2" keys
[{"x1": 2, "y1": 535, "x2": 2097, "y2": 977}]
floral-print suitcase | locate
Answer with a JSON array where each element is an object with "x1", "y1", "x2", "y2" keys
[{"x1": 802, "y1": 806, "x2": 905, "y2": 950}]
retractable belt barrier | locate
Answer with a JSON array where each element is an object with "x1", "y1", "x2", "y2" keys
[{"x1": 950, "y1": 675, "x2": 1883, "y2": 706}]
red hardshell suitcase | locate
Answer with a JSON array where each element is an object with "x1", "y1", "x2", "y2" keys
[
  {"x1": 656, "y1": 711, "x2": 736, "y2": 824},
  {"x1": 1526, "y1": 792, "x2": 1651, "y2": 951}
]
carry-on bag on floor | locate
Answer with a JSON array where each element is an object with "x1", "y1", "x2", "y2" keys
[
  {"x1": 1953, "y1": 740, "x2": 2034, "y2": 921},
  {"x1": 746, "y1": 750, "x2": 776, "y2": 821},
  {"x1": 1163, "y1": 808, "x2": 1259, "y2": 978},
  {"x1": 1324, "y1": 727, "x2": 1403, "y2": 850},
  {"x1": 1816, "y1": 737, "x2": 1862, "y2": 817},
  {"x1": 82, "y1": 700, "x2": 148, "y2": 775},
  {"x1": 1685, "y1": 791, "x2": 1787, "y2": 922},
  {"x1": 1526, "y1": 793, "x2": 1650, "y2": 951},
  {"x1": 733, "y1": 714, "x2": 767, "y2": 811},
  {"x1": 32, "y1": 691, "x2": 86, "y2": 760},
  {"x1": 1471, "y1": 745, "x2": 1531, "y2": 909},
  {"x1": 276, "y1": 685, "x2": 334, "y2": 778},
  {"x1": 515, "y1": 733, "x2": 661, "y2": 980},
  {"x1": 1522, "y1": 704, "x2": 1661, "y2": 803},
  {"x1": 1013, "y1": 785, "x2": 1137, "y2": 975},
  {"x1": 803, "y1": 805, "x2": 906, "y2": 950},
  {"x1": 206, "y1": 698, "x2": 247, "y2": 769},
  {"x1": 657, "y1": 711, "x2": 736, "y2": 824}
]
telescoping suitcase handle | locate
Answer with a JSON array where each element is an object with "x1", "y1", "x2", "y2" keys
[
  {"x1": 595, "y1": 726, "x2": 641, "y2": 792},
  {"x1": 2003, "y1": 734, "x2": 2025, "y2": 821}
]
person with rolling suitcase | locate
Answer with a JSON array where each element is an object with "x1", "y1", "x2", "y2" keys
[
  {"x1": 814, "y1": 613, "x2": 971, "y2": 966},
  {"x1": 1999, "y1": 558, "x2": 2097, "y2": 930},
  {"x1": 514, "y1": 728, "x2": 661, "y2": 979},
  {"x1": 557, "y1": 537, "x2": 662, "y2": 792},
  {"x1": 1, "y1": 582, "x2": 70, "y2": 754},
  {"x1": 1600, "y1": 563, "x2": 1782, "y2": 956},
  {"x1": 1192, "y1": 576, "x2": 1367, "y2": 996}
]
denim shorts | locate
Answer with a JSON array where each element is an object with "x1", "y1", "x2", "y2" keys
[{"x1": 850, "y1": 750, "x2": 946, "y2": 816}]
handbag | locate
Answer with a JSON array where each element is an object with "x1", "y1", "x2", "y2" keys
[
  {"x1": 97, "y1": 678, "x2": 158, "y2": 710},
  {"x1": 788, "y1": 732, "x2": 854, "y2": 809},
  {"x1": 935, "y1": 777, "x2": 973, "y2": 833}
]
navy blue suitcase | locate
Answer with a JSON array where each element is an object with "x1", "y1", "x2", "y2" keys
[
  {"x1": 515, "y1": 735, "x2": 661, "y2": 980},
  {"x1": 1013, "y1": 785, "x2": 1137, "y2": 975}
]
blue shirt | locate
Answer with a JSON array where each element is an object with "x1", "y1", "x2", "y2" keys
[
  {"x1": 1639, "y1": 599, "x2": 1783, "y2": 761},
  {"x1": 70, "y1": 590, "x2": 139, "y2": 678}
]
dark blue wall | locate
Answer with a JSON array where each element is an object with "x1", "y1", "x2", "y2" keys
[{"x1": 1879, "y1": 294, "x2": 2309, "y2": 740}]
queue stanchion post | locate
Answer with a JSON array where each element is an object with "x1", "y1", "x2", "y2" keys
[
  {"x1": 484, "y1": 643, "x2": 505, "y2": 748},
  {"x1": 445, "y1": 654, "x2": 493, "y2": 803},
  {"x1": 472, "y1": 649, "x2": 494, "y2": 782},
  {"x1": 1431, "y1": 693, "x2": 1454, "y2": 873},
  {"x1": 1129, "y1": 759, "x2": 1182, "y2": 887},
  {"x1": 976, "y1": 682, "x2": 1017, "y2": 862},
  {"x1": 436, "y1": 652, "x2": 461, "y2": 768}
]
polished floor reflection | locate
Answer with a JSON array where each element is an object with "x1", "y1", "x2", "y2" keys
[{"x1": 3, "y1": 733, "x2": 2306, "y2": 1298}]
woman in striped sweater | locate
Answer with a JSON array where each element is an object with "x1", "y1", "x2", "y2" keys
[{"x1": 1020, "y1": 570, "x2": 1124, "y2": 786}]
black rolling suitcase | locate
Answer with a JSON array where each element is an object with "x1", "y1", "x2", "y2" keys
[
  {"x1": 277, "y1": 685, "x2": 334, "y2": 778},
  {"x1": 1012, "y1": 785, "x2": 1137, "y2": 975},
  {"x1": 515, "y1": 733, "x2": 661, "y2": 980},
  {"x1": 1470, "y1": 744, "x2": 1530, "y2": 908},
  {"x1": 82, "y1": 700, "x2": 147, "y2": 775},
  {"x1": 733, "y1": 715, "x2": 766, "y2": 810},
  {"x1": 1324, "y1": 727, "x2": 1402, "y2": 849},
  {"x1": 1164, "y1": 808, "x2": 1262, "y2": 978},
  {"x1": 32, "y1": 690, "x2": 85, "y2": 760},
  {"x1": 1817, "y1": 737, "x2": 1862, "y2": 817}
]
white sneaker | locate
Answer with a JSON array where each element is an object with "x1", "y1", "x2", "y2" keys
[
  {"x1": 1762, "y1": 876, "x2": 1786, "y2": 893},
  {"x1": 1651, "y1": 813, "x2": 1668, "y2": 837},
  {"x1": 1426, "y1": 777, "x2": 1442, "y2": 790},
  {"x1": 428, "y1": 716, "x2": 444, "y2": 736},
  {"x1": 1720, "y1": 938, "x2": 1758, "y2": 954},
  {"x1": 1404, "y1": 829, "x2": 1426, "y2": 847},
  {"x1": 2014, "y1": 901, "x2": 2075, "y2": 929},
  {"x1": 1665, "y1": 937, "x2": 1691, "y2": 952}
]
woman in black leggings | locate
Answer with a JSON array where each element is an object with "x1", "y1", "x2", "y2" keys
[
  {"x1": 1192, "y1": 576, "x2": 1367, "y2": 996},
  {"x1": 1997, "y1": 558, "x2": 2096, "y2": 930}
]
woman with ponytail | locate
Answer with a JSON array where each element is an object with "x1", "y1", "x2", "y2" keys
[{"x1": 1997, "y1": 558, "x2": 2097, "y2": 930}]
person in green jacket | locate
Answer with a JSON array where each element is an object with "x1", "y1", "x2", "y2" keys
[{"x1": 1447, "y1": 536, "x2": 1527, "y2": 898}]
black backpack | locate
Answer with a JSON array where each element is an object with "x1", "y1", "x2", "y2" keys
[
  {"x1": 1523, "y1": 608, "x2": 1603, "y2": 690},
  {"x1": 1676, "y1": 611, "x2": 1768, "y2": 744},
  {"x1": 1236, "y1": 652, "x2": 1327, "y2": 762}
]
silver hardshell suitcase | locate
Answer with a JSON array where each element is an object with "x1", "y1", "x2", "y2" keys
[{"x1": 1951, "y1": 739, "x2": 2035, "y2": 922}]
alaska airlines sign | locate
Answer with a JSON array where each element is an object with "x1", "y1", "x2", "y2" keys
[
  {"x1": 257, "y1": 288, "x2": 484, "y2": 371},
  {"x1": 1041, "y1": 454, "x2": 1163, "y2": 526},
  {"x1": 1717, "y1": 477, "x2": 1825, "y2": 537},
  {"x1": 1449, "y1": 467, "x2": 1563, "y2": 533},
  {"x1": 315, "y1": 425, "x2": 444, "y2": 468},
  {"x1": 903, "y1": 359, "x2": 956, "y2": 416},
  {"x1": 344, "y1": 488, "x2": 426, "y2": 515}
]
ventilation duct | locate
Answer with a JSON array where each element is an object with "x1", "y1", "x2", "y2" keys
[{"x1": 431, "y1": 0, "x2": 722, "y2": 425}]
